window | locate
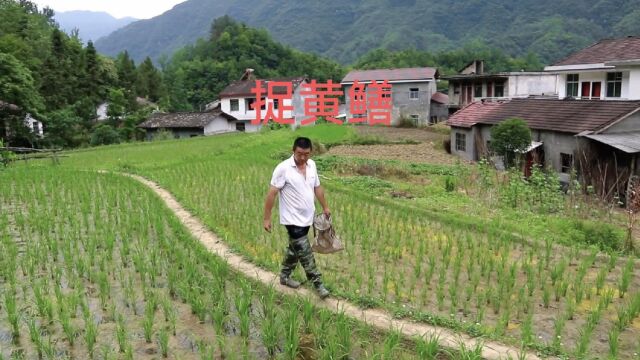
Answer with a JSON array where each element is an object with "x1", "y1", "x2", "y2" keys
[
  {"x1": 410, "y1": 114, "x2": 419, "y2": 126},
  {"x1": 455, "y1": 133, "x2": 466, "y2": 152},
  {"x1": 560, "y1": 153, "x2": 573, "y2": 173},
  {"x1": 410, "y1": 88, "x2": 419, "y2": 99},
  {"x1": 245, "y1": 98, "x2": 266, "y2": 112},
  {"x1": 454, "y1": 84, "x2": 460, "y2": 94},
  {"x1": 494, "y1": 82, "x2": 504, "y2": 98},
  {"x1": 230, "y1": 99, "x2": 239, "y2": 111},
  {"x1": 236, "y1": 122, "x2": 246, "y2": 132},
  {"x1": 566, "y1": 74, "x2": 579, "y2": 97},
  {"x1": 474, "y1": 83, "x2": 483, "y2": 98},
  {"x1": 606, "y1": 72, "x2": 622, "y2": 97},
  {"x1": 273, "y1": 99, "x2": 279, "y2": 109}
]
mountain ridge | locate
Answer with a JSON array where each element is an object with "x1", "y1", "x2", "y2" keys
[
  {"x1": 94, "y1": 0, "x2": 640, "y2": 65},
  {"x1": 55, "y1": 10, "x2": 137, "y2": 43}
]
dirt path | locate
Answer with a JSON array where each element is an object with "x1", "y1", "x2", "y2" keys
[{"x1": 125, "y1": 173, "x2": 549, "y2": 360}]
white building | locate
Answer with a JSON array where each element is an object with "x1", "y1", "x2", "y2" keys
[{"x1": 545, "y1": 36, "x2": 640, "y2": 100}]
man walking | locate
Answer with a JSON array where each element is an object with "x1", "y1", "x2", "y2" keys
[{"x1": 263, "y1": 137, "x2": 331, "y2": 299}]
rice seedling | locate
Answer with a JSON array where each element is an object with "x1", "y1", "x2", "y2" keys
[
  {"x1": 27, "y1": 317, "x2": 42, "y2": 355},
  {"x1": 520, "y1": 311, "x2": 534, "y2": 346},
  {"x1": 552, "y1": 315, "x2": 566, "y2": 351},
  {"x1": 142, "y1": 312, "x2": 154, "y2": 343},
  {"x1": 59, "y1": 303, "x2": 76, "y2": 346},
  {"x1": 450, "y1": 340, "x2": 483, "y2": 360},
  {"x1": 283, "y1": 301, "x2": 300, "y2": 360},
  {"x1": 618, "y1": 258, "x2": 634, "y2": 298},
  {"x1": 158, "y1": 326, "x2": 170, "y2": 358},
  {"x1": 416, "y1": 333, "x2": 440, "y2": 359},
  {"x1": 381, "y1": 329, "x2": 402, "y2": 359},
  {"x1": 4, "y1": 287, "x2": 20, "y2": 338},
  {"x1": 116, "y1": 314, "x2": 127, "y2": 353},
  {"x1": 608, "y1": 327, "x2": 619, "y2": 359},
  {"x1": 199, "y1": 341, "x2": 215, "y2": 360},
  {"x1": 84, "y1": 312, "x2": 98, "y2": 357}
]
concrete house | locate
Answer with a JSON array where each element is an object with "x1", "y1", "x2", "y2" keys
[
  {"x1": 137, "y1": 108, "x2": 238, "y2": 140},
  {"x1": 219, "y1": 70, "x2": 309, "y2": 131},
  {"x1": 443, "y1": 60, "x2": 559, "y2": 112},
  {"x1": 545, "y1": 36, "x2": 640, "y2": 100},
  {"x1": 446, "y1": 98, "x2": 640, "y2": 193},
  {"x1": 340, "y1": 67, "x2": 447, "y2": 126}
]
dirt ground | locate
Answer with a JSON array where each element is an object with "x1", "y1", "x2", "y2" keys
[{"x1": 328, "y1": 126, "x2": 461, "y2": 165}]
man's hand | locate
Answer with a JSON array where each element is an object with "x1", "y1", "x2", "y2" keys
[
  {"x1": 263, "y1": 219, "x2": 272, "y2": 233},
  {"x1": 323, "y1": 208, "x2": 331, "y2": 218}
]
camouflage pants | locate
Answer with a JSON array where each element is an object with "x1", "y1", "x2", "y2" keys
[{"x1": 281, "y1": 225, "x2": 322, "y2": 286}]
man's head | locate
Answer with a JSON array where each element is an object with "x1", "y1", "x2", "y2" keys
[{"x1": 292, "y1": 137, "x2": 312, "y2": 165}]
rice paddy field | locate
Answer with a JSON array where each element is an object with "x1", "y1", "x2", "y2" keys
[{"x1": 1, "y1": 125, "x2": 639, "y2": 359}]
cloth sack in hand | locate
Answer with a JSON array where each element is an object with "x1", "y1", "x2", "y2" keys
[{"x1": 312, "y1": 213, "x2": 344, "y2": 254}]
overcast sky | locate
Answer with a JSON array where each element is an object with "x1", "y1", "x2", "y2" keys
[{"x1": 33, "y1": 0, "x2": 187, "y2": 19}]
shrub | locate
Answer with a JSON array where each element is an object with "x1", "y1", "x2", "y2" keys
[
  {"x1": 397, "y1": 115, "x2": 418, "y2": 128},
  {"x1": 444, "y1": 176, "x2": 456, "y2": 192},
  {"x1": 153, "y1": 129, "x2": 174, "y2": 141},
  {"x1": 90, "y1": 124, "x2": 121, "y2": 146},
  {"x1": 572, "y1": 220, "x2": 623, "y2": 251},
  {"x1": 490, "y1": 118, "x2": 531, "y2": 168}
]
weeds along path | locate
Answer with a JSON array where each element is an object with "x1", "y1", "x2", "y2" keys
[{"x1": 124, "y1": 172, "x2": 548, "y2": 360}]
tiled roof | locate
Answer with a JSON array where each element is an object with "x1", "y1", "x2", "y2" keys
[
  {"x1": 341, "y1": 67, "x2": 438, "y2": 83},
  {"x1": 431, "y1": 92, "x2": 449, "y2": 104},
  {"x1": 584, "y1": 132, "x2": 640, "y2": 153},
  {"x1": 447, "y1": 98, "x2": 640, "y2": 134},
  {"x1": 219, "y1": 76, "x2": 306, "y2": 97},
  {"x1": 553, "y1": 36, "x2": 640, "y2": 66},
  {"x1": 446, "y1": 101, "x2": 504, "y2": 128},
  {"x1": 138, "y1": 109, "x2": 236, "y2": 129}
]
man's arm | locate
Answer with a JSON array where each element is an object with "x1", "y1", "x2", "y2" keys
[
  {"x1": 314, "y1": 185, "x2": 330, "y2": 217},
  {"x1": 263, "y1": 185, "x2": 279, "y2": 232}
]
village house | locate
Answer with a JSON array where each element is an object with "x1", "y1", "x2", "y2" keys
[
  {"x1": 544, "y1": 36, "x2": 640, "y2": 100},
  {"x1": 446, "y1": 36, "x2": 640, "y2": 198},
  {"x1": 340, "y1": 67, "x2": 448, "y2": 126},
  {"x1": 443, "y1": 60, "x2": 559, "y2": 112},
  {"x1": 138, "y1": 70, "x2": 309, "y2": 138},
  {"x1": 137, "y1": 107, "x2": 237, "y2": 140},
  {"x1": 1, "y1": 100, "x2": 44, "y2": 141},
  {"x1": 219, "y1": 69, "x2": 309, "y2": 131}
]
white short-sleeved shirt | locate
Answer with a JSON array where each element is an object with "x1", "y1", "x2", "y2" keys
[{"x1": 270, "y1": 155, "x2": 320, "y2": 227}]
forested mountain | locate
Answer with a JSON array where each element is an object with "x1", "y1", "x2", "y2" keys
[
  {"x1": 95, "y1": 0, "x2": 640, "y2": 65},
  {"x1": 55, "y1": 10, "x2": 137, "y2": 43},
  {"x1": 0, "y1": 0, "x2": 162, "y2": 148},
  {"x1": 162, "y1": 16, "x2": 345, "y2": 111}
]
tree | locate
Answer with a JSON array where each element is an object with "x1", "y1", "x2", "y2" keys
[
  {"x1": 90, "y1": 124, "x2": 121, "y2": 146},
  {"x1": 490, "y1": 118, "x2": 532, "y2": 168},
  {"x1": 136, "y1": 57, "x2": 163, "y2": 102}
]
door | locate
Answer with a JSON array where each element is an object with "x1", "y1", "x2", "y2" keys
[
  {"x1": 581, "y1": 82, "x2": 591, "y2": 99},
  {"x1": 592, "y1": 82, "x2": 601, "y2": 98}
]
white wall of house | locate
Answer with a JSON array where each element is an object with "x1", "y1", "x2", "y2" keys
[
  {"x1": 221, "y1": 96, "x2": 295, "y2": 121},
  {"x1": 24, "y1": 114, "x2": 43, "y2": 137},
  {"x1": 508, "y1": 74, "x2": 558, "y2": 97},
  {"x1": 204, "y1": 116, "x2": 234, "y2": 135},
  {"x1": 554, "y1": 68, "x2": 640, "y2": 100},
  {"x1": 629, "y1": 68, "x2": 640, "y2": 99}
]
